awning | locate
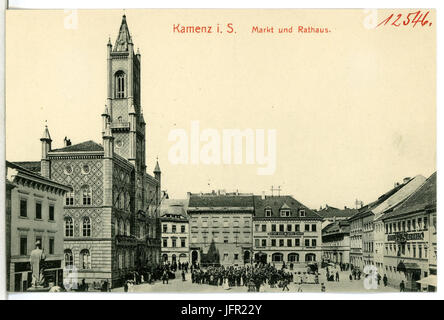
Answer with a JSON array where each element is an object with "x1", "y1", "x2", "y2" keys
[{"x1": 416, "y1": 275, "x2": 437, "y2": 287}]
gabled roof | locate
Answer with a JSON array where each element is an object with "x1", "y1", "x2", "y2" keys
[
  {"x1": 12, "y1": 161, "x2": 41, "y2": 174},
  {"x1": 113, "y1": 15, "x2": 132, "y2": 52},
  {"x1": 253, "y1": 195, "x2": 322, "y2": 220},
  {"x1": 382, "y1": 172, "x2": 436, "y2": 220},
  {"x1": 51, "y1": 140, "x2": 104, "y2": 153}
]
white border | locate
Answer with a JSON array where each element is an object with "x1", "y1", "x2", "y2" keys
[{"x1": 1, "y1": 0, "x2": 442, "y2": 301}]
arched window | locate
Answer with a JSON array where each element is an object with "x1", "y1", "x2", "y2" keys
[
  {"x1": 80, "y1": 249, "x2": 91, "y2": 269},
  {"x1": 115, "y1": 71, "x2": 126, "y2": 98},
  {"x1": 288, "y1": 253, "x2": 299, "y2": 262},
  {"x1": 272, "y1": 252, "x2": 283, "y2": 262},
  {"x1": 125, "y1": 250, "x2": 130, "y2": 268},
  {"x1": 65, "y1": 217, "x2": 74, "y2": 237},
  {"x1": 118, "y1": 251, "x2": 123, "y2": 269},
  {"x1": 82, "y1": 217, "x2": 91, "y2": 237},
  {"x1": 305, "y1": 253, "x2": 316, "y2": 262},
  {"x1": 82, "y1": 185, "x2": 92, "y2": 205},
  {"x1": 64, "y1": 249, "x2": 74, "y2": 267}
]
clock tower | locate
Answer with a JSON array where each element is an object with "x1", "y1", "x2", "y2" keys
[{"x1": 104, "y1": 14, "x2": 146, "y2": 175}]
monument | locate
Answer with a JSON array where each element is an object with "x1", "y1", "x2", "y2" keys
[{"x1": 27, "y1": 241, "x2": 49, "y2": 292}]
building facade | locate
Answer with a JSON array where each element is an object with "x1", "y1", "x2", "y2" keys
[
  {"x1": 187, "y1": 192, "x2": 254, "y2": 267},
  {"x1": 13, "y1": 15, "x2": 163, "y2": 288},
  {"x1": 253, "y1": 195, "x2": 323, "y2": 266},
  {"x1": 382, "y1": 173, "x2": 436, "y2": 291},
  {"x1": 321, "y1": 220, "x2": 351, "y2": 265},
  {"x1": 6, "y1": 161, "x2": 70, "y2": 292},
  {"x1": 160, "y1": 199, "x2": 190, "y2": 265}
]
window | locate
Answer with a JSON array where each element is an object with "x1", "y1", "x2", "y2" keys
[
  {"x1": 82, "y1": 185, "x2": 92, "y2": 205},
  {"x1": 20, "y1": 236, "x2": 27, "y2": 255},
  {"x1": 312, "y1": 239, "x2": 317, "y2": 247},
  {"x1": 49, "y1": 205, "x2": 55, "y2": 221},
  {"x1": 299, "y1": 209, "x2": 306, "y2": 217},
  {"x1": 234, "y1": 254, "x2": 239, "y2": 260},
  {"x1": 295, "y1": 239, "x2": 300, "y2": 246},
  {"x1": 287, "y1": 224, "x2": 292, "y2": 232},
  {"x1": 279, "y1": 224, "x2": 284, "y2": 232},
  {"x1": 262, "y1": 239, "x2": 267, "y2": 247},
  {"x1": 163, "y1": 238, "x2": 167, "y2": 247},
  {"x1": 305, "y1": 224, "x2": 310, "y2": 232},
  {"x1": 163, "y1": 224, "x2": 167, "y2": 233},
  {"x1": 407, "y1": 220, "x2": 411, "y2": 231},
  {"x1": 255, "y1": 224, "x2": 259, "y2": 232},
  {"x1": 295, "y1": 224, "x2": 300, "y2": 232},
  {"x1": 65, "y1": 217, "x2": 74, "y2": 237},
  {"x1": 271, "y1": 224, "x2": 276, "y2": 232},
  {"x1": 311, "y1": 224, "x2": 317, "y2": 232},
  {"x1": 172, "y1": 225, "x2": 177, "y2": 233},
  {"x1": 305, "y1": 239, "x2": 310, "y2": 247},
  {"x1": 125, "y1": 220, "x2": 130, "y2": 236},
  {"x1": 181, "y1": 225, "x2": 185, "y2": 233},
  {"x1": 412, "y1": 219, "x2": 416, "y2": 230},
  {"x1": 265, "y1": 209, "x2": 272, "y2": 217},
  {"x1": 272, "y1": 253, "x2": 283, "y2": 262},
  {"x1": 261, "y1": 225, "x2": 266, "y2": 232},
  {"x1": 80, "y1": 249, "x2": 91, "y2": 269},
  {"x1": 20, "y1": 199, "x2": 27, "y2": 217},
  {"x1": 280, "y1": 210, "x2": 290, "y2": 217},
  {"x1": 172, "y1": 239, "x2": 177, "y2": 247},
  {"x1": 82, "y1": 217, "x2": 91, "y2": 237},
  {"x1": 49, "y1": 238, "x2": 55, "y2": 254},
  {"x1": 279, "y1": 239, "x2": 284, "y2": 247},
  {"x1": 424, "y1": 217, "x2": 428, "y2": 230},
  {"x1": 271, "y1": 239, "x2": 276, "y2": 247},
  {"x1": 181, "y1": 239, "x2": 186, "y2": 247},
  {"x1": 115, "y1": 71, "x2": 126, "y2": 98},
  {"x1": 35, "y1": 202, "x2": 42, "y2": 219},
  {"x1": 287, "y1": 239, "x2": 292, "y2": 247},
  {"x1": 65, "y1": 190, "x2": 74, "y2": 206},
  {"x1": 64, "y1": 249, "x2": 73, "y2": 267},
  {"x1": 255, "y1": 239, "x2": 260, "y2": 247}
]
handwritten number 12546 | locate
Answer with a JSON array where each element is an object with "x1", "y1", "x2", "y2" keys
[{"x1": 377, "y1": 10, "x2": 432, "y2": 28}]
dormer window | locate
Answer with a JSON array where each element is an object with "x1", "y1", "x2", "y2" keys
[
  {"x1": 265, "y1": 209, "x2": 272, "y2": 217},
  {"x1": 115, "y1": 71, "x2": 126, "y2": 98},
  {"x1": 299, "y1": 209, "x2": 306, "y2": 217},
  {"x1": 280, "y1": 210, "x2": 291, "y2": 217}
]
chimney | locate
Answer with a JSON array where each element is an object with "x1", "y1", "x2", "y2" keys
[
  {"x1": 403, "y1": 177, "x2": 411, "y2": 184},
  {"x1": 261, "y1": 191, "x2": 265, "y2": 200},
  {"x1": 394, "y1": 182, "x2": 400, "y2": 188}
]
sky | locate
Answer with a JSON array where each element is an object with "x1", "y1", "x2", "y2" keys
[{"x1": 5, "y1": 9, "x2": 436, "y2": 209}]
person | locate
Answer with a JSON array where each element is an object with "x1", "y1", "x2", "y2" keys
[
  {"x1": 349, "y1": 273, "x2": 353, "y2": 281},
  {"x1": 162, "y1": 270, "x2": 169, "y2": 284},
  {"x1": 400, "y1": 280, "x2": 405, "y2": 292},
  {"x1": 101, "y1": 280, "x2": 109, "y2": 292},
  {"x1": 182, "y1": 269, "x2": 186, "y2": 281},
  {"x1": 383, "y1": 274, "x2": 388, "y2": 287},
  {"x1": 282, "y1": 278, "x2": 289, "y2": 291},
  {"x1": 124, "y1": 280, "x2": 128, "y2": 292},
  {"x1": 321, "y1": 283, "x2": 326, "y2": 292},
  {"x1": 335, "y1": 271, "x2": 339, "y2": 282}
]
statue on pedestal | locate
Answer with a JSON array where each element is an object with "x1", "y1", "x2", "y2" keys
[{"x1": 30, "y1": 241, "x2": 46, "y2": 288}]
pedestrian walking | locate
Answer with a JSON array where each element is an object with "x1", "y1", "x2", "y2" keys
[
  {"x1": 383, "y1": 274, "x2": 388, "y2": 287},
  {"x1": 400, "y1": 280, "x2": 405, "y2": 292},
  {"x1": 182, "y1": 270, "x2": 186, "y2": 281},
  {"x1": 335, "y1": 271, "x2": 339, "y2": 282}
]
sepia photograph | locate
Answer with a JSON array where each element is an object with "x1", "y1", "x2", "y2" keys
[{"x1": 2, "y1": 5, "x2": 437, "y2": 299}]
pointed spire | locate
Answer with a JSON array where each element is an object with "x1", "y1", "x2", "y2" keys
[
  {"x1": 113, "y1": 14, "x2": 132, "y2": 52},
  {"x1": 40, "y1": 122, "x2": 52, "y2": 141},
  {"x1": 154, "y1": 157, "x2": 161, "y2": 173},
  {"x1": 107, "y1": 36, "x2": 112, "y2": 47},
  {"x1": 102, "y1": 104, "x2": 109, "y2": 116}
]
